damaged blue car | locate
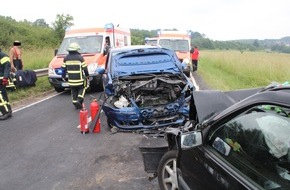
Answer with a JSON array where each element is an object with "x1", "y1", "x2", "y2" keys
[{"x1": 98, "y1": 45, "x2": 194, "y2": 131}]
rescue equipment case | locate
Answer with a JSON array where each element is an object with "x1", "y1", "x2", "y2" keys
[{"x1": 15, "y1": 70, "x2": 37, "y2": 87}]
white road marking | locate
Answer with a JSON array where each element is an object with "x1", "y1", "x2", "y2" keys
[
  {"x1": 12, "y1": 90, "x2": 101, "y2": 130},
  {"x1": 13, "y1": 92, "x2": 62, "y2": 113}
]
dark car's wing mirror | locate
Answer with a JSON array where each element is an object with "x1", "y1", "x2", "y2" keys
[{"x1": 181, "y1": 131, "x2": 203, "y2": 149}]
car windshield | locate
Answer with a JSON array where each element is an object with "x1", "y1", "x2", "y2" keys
[
  {"x1": 158, "y1": 39, "x2": 189, "y2": 51},
  {"x1": 57, "y1": 35, "x2": 103, "y2": 55}
]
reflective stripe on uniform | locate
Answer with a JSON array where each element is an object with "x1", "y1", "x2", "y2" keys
[
  {"x1": 0, "y1": 57, "x2": 10, "y2": 64},
  {"x1": 63, "y1": 60, "x2": 86, "y2": 86},
  {"x1": 0, "y1": 93, "x2": 9, "y2": 112},
  {"x1": 81, "y1": 62, "x2": 87, "y2": 68}
]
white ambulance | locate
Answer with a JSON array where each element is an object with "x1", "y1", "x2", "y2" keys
[
  {"x1": 48, "y1": 23, "x2": 131, "y2": 92},
  {"x1": 157, "y1": 30, "x2": 191, "y2": 76}
]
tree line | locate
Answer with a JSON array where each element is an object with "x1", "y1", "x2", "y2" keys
[{"x1": 1, "y1": 14, "x2": 289, "y2": 53}]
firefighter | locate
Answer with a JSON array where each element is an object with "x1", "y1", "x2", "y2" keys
[
  {"x1": 0, "y1": 48, "x2": 12, "y2": 120},
  {"x1": 61, "y1": 43, "x2": 89, "y2": 109}
]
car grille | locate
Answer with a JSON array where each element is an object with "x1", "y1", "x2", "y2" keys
[{"x1": 140, "y1": 103, "x2": 180, "y2": 119}]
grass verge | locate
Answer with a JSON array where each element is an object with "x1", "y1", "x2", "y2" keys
[
  {"x1": 198, "y1": 50, "x2": 290, "y2": 90},
  {"x1": 8, "y1": 76, "x2": 54, "y2": 106}
]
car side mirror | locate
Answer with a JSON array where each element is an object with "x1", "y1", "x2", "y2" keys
[
  {"x1": 96, "y1": 68, "x2": 105, "y2": 74},
  {"x1": 181, "y1": 131, "x2": 203, "y2": 149}
]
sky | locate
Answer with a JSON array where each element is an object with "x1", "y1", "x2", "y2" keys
[{"x1": 1, "y1": 0, "x2": 289, "y2": 41}]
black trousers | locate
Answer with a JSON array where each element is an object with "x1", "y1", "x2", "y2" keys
[
  {"x1": 0, "y1": 84, "x2": 12, "y2": 115},
  {"x1": 13, "y1": 59, "x2": 23, "y2": 70},
  {"x1": 70, "y1": 82, "x2": 86, "y2": 106},
  {"x1": 192, "y1": 60, "x2": 198, "y2": 71}
]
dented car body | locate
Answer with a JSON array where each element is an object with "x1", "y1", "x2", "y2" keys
[{"x1": 100, "y1": 45, "x2": 194, "y2": 130}]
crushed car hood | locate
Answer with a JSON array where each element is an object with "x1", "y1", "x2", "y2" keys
[
  {"x1": 192, "y1": 87, "x2": 262, "y2": 122},
  {"x1": 112, "y1": 49, "x2": 182, "y2": 78}
]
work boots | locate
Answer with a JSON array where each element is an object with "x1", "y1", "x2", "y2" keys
[
  {"x1": 73, "y1": 102, "x2": 82, "y2": 109},
  {"x1": 0, "y1": 105, "x2": 12, "y2": 120},
  {"x1": 0, "y1": 111, "x2": 12, "y2": 120}
]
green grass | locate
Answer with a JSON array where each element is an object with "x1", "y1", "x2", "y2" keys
[
  {"x1": 22, "y1": 48, "x2": 55, "y2": 69},
  {"x1": 198, "y1": 50, "x2": 290, "y2": 90},
  {"x1": 8, "y1": 76, "x2": 53, "y2": 104}
]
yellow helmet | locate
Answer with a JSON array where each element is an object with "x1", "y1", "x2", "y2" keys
[{"x1": 67, "y1": 42, "x2": 81, "y2": 52}]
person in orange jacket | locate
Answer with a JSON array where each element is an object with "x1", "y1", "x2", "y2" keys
[{"x1": 191, "y1": 46, "x2": 199, "y2": 72}]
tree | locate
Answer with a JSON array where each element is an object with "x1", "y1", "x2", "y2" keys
[
  {"x1": 52, "y1": 14, "x2": 74, "y2": 41},
  {"x1": 253, "y1": 40, "x2": 259, "y2": 48},
  {"x1": 33, "y1": 19, "x2": 49, "y2": 28}
]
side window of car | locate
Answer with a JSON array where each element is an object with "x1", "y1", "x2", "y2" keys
[{"x1": 209, "y1": 104, "x2": 290, "y2": 189}]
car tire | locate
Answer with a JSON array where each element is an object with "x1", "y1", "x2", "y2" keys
[
  {"x1": 54, "y1": 87, "x2": 64, "y2": 93},
  {"x1": 157, "y1": 150, "x2": 178, "y2": 190}
]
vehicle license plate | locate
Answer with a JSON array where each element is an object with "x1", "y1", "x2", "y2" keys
[{"x1": 62, "y1": 82, "x2": 69, "y2": 87}]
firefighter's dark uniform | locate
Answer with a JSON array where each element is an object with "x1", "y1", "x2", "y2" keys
[
  {"x1": 0, "y1": 50, "x2": 12, "y2": 120},
  {"x1": 61, "y1": 43, "x2": 89, "y2": 109}
]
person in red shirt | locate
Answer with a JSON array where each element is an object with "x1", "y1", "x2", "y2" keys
[{"x1": 191, "y1": 46, "x2": 199, "y2": 72}]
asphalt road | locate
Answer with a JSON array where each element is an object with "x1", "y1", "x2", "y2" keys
[
  {"x1": 0, "y1": 71, "x2": 206, "y2": 190},
  {"x1": 0, "y1": 90, "x2": 163, "y2": 190}
]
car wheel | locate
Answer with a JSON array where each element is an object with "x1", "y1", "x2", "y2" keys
[
  {"x1": 54, "y1": 87, "x2": 64, "y2": 93},
  {"x1": 158, "y1": 150, "x2": 178, "y2": 190}
]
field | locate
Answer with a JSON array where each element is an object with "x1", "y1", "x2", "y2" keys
[
  {"x1": 198, "y1": 50, "x2": 290, "y2": 90},
  {"x1": 7, "y1": 49, "x2": 290, "y2": 104}
]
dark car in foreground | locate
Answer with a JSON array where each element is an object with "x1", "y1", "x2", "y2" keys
[
  {"x1": 98, "y1": 45, "x2": 194, "y2": 131},
  {"x1": 140, "y1": 82, "x2": 290, "y2": 190}
]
